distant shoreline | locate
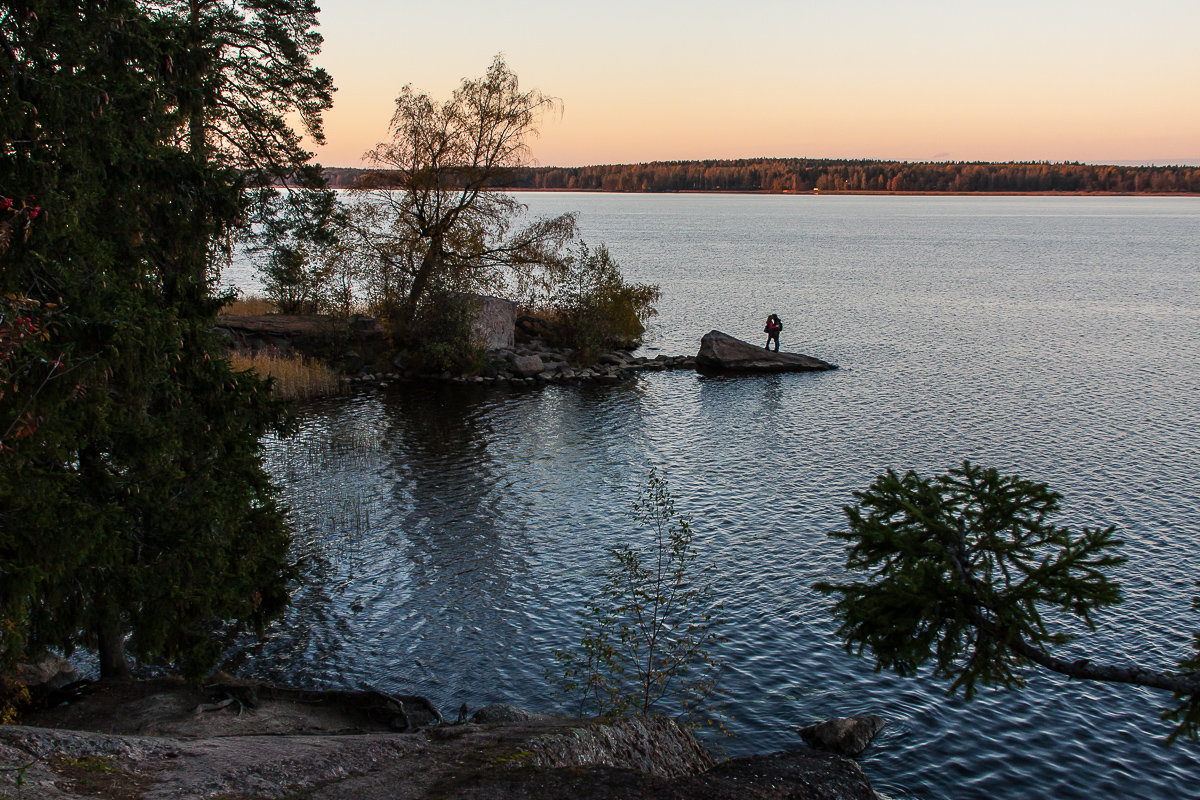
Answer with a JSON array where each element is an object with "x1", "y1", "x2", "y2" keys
[
  {"x1": 327, "y1": 185, "x2": 1200, "y2": 198},
  {"x1": 323, "y1": 158, "x2": 1200, "y2": 194},
  {"x1": 483, "y1": 188, "x2": 1200, "y2": 197}
]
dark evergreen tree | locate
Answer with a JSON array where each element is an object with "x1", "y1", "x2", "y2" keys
[
  {"x1": 815, "y1": 461, "x2": 1200, "y2": 743},
  {"x1": 1, "y1": 0, "x2": 299, "y2": 678}
]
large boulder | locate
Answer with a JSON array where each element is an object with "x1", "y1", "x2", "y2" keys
[
  {"x1": 510, "y1": 354, "x2": 545, "y2": 377},
  {"x1": 471, "y1": 295, "x2": 517, "y2": 350},
  {"x1": 696, "y1": 330, "x2": 838, "y2": 372},
  {"x1": 16, "y1": 651, "x2": 77, "y2": 691},
  {"x1": 799, "y1": 715, "x2": 887, "y2": 757}
]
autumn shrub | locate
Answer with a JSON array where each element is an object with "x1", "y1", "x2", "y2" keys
[
  {"x1": 0, "y1": 674, "x2": 29, "y2": 725},
  {"x1": 539, "y1": 243, "x2": 660, "y2": 363}
]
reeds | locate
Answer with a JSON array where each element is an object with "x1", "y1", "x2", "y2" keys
[
  {"x1": 229, "y1": 349, "x2": 341, "y2": 400},
  {"x1": 220, "y1": 295, "x2": 277, "y2": 316}
]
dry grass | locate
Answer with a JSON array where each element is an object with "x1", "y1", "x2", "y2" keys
[
  {"x1": 229, "y1": 349, "x2": 341, "y2": 400},
  {"x1": 221, "y1": 295, "x2": 277, "y2": 316}
]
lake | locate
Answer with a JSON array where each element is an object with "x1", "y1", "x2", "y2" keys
[{"x1": 224, "y1": 194, "x2": 1200, "y2": 799}]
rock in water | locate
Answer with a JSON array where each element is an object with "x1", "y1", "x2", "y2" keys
[
  {"x1": 695, "y1": 330, "x2": 838, "y2": 372},
  {"x1": 470, "y1": 703, "x2": 551, "y2": 724},
  {"x1": 799, "y1": 715, "x2": 886, "y2": 756}
]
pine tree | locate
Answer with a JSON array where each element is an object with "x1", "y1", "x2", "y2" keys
[
  {"x1": 815, "y1": 461, "x2": 1200, "y2": 743},
  {"x1": 166, "y1": 0, "x2": 338, "y2": 288}
]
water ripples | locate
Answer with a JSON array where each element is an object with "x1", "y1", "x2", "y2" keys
[{"x1": 229, "y1": 196, "x2": 1200, "y2": 800}]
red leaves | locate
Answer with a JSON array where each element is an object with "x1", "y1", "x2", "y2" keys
[{"x1": 0, "y1": 196, "x2": 43, "y2": 253}]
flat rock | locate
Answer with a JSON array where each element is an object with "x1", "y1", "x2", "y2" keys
[
  {"x1": 470, "y1": 704, "x2": 551, "y2": 724},
  {"x1": 696, "y1": 330, "x2": 838, "y2": 372},
  {"x1": 9, "y1": 678, "x2": 881, "y2": 800}
]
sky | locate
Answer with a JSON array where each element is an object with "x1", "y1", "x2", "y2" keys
[{"x1": 309, "y1": 0, "x2": 1200, "y2": 169}]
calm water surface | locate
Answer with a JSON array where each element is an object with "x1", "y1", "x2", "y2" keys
[{"x1": 226, "y1": 195, "x2": 1200, "y2": 800}]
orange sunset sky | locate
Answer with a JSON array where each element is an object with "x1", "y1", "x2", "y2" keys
[{"x1": 310, "y1": 0, "x2": 1200, "y2": 169}]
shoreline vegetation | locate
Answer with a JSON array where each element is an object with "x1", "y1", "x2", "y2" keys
[
  {"x1": 228, "y1": 349, "x2": 339, "y2": 401},
  {"x1": 217, "y1": 298, "x2": 699, "y2": 401},
  {"x1": 323, "y1": 157, "x2": 1200, "y2": 195}
]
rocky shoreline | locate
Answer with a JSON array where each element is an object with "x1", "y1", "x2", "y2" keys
[
  {"x1": 218, "y1": 314, "x2": 839, "y2": 393},
  {"x1": 4, "y1": 677, "x2": 882, "y2": 799},
  {"x1": 348, "y1": 344, "x2": 699, "y2": 389}
]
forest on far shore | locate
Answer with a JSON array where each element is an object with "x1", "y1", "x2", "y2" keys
[{"x1": 324, "y1": 158, "x2": 1200, "y2": 194}]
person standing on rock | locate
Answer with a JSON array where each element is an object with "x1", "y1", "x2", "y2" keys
[{"x1": 764, "y1": 314, "x2": 783, "y2": 352}]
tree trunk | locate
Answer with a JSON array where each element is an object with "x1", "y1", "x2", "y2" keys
[
  {"x1": 404, "y1": 240, "x2": 444, "y2": 322},
  {"x1": 187, "y1": 0, "x2": 206, "y2": 163},
  {"x1": 96, "y1": 617, "x2": 131, "y2": 679}
]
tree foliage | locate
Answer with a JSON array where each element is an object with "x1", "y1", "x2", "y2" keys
[
  {"x1": 328, "y1": 159, "x2": 1200, "y2": 195},
  {"x1": 815, "y1": 461, "x2": 1200, "y2": 743},
  {"x1": 539, "y1": 242, "x2": 660, "y2": 362},
  {"x1": 158, "y1": 0, "x2": 338, "y2": 298},
  {"x1": 354, "y1": 55, "x2": 576, "y2": 323},
  {"x1": 551, "y1": 471, "x2": 723, "y2": 723},
  {"x1": 0, "y1": 0, "x2": 326, "y2": 679}
]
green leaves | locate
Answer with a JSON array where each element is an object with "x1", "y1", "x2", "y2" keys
[
  {"x1": 551, "y1": 470, "x2": 723, "y2": 724},
  {"x1": 543, "y1": 242, "x2": 661, "y2": 362},
  {"x1": 1, "y1": 0, "x2": 299, "y2": 680}
]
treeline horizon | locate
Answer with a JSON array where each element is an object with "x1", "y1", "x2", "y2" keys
[{"x1": 323, "y1": 158, "x2": 1200, "y2": 194}]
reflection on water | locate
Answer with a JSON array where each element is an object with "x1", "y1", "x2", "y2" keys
[{"x1": 229, "y1": 196, "x2": 1200, "y2": 800}]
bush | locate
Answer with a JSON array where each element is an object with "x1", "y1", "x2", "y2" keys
[
  {"x1": 259, "y1": 244, "x2": 331, "y2": 314},
  {"x1": 0, "y1": 673, "x2": 29, "y2": 725},
  {"x1": 394, "y1": 290, "x2": 487, "y2": 375},
  {"x1": 541, "y1": 243, "x2": 660, "y2": 363}
]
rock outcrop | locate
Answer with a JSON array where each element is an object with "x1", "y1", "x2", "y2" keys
[
  {"x1": 470, "y1": 703, "x2": 551, "y2": 724},
  {"x1": 696, "y1": 330, "x2": 838, "y2": 372},
  {"x1": 6, "y1": 679, "x2": 880, "y2": 800},
  {"x1": 799, "y1": 715, "x2": 887, "y2": 757},
  {"x1": 522, "y1": 715, "x2": 715, "y2": 777}
]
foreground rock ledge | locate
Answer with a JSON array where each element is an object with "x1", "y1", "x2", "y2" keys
[
  {"x1": 696, "y1": 330, "x2": 838, "y2": 373},
  {"x1": 4, "y1": 679, "x2": 878, "y2": 799}
]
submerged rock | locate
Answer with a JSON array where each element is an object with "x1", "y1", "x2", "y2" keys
[
  {"x1": 799, "y1": 715, "x2": 887, "y2": 756},
  {"x1": 696, "y1": 330, "x2": 838, "y2": 372}
]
